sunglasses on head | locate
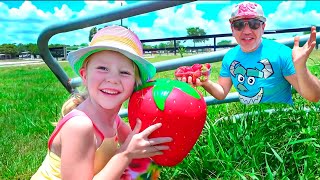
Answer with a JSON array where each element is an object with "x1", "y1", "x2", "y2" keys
[{"x1": 232, "y1": 19, "x2": 264, "y2": 31}]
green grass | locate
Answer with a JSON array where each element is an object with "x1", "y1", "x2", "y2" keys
[
  {"x1": 0, "y1": 51, "x2": 320, "y2": 179},
  {"x1": 161, "y1": 103, "x2": 320, "y2": 179}
]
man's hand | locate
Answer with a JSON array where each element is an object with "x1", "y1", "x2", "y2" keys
[{"x1": 292, "y1": 26, "x2": 317, "y2": 70}]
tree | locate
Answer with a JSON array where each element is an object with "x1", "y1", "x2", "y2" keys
[
  {"x1": 143, "y1": 44, "x2": 153, "y2": 49},
  {"x1": 89, "y1": 27, "x2": 97, "y2": 42},
  {"x1": 25, "y1": 43, "x2": 39, "y2": 56},
  {"x1": 186, "y1": 27, "x2": 208, "y2": 47},
  {"x1": 166, "y1": 41, "x2": 174, "y2": 48},
  {"x1": 176, "y1": 40, "x2": 186, "y2": 47},
  {"x1": 157, "y1": 43, "x2": 167, "y2": 55},
  {"x1": 158, "y1": 43, "x2": 167, "y2": 49},
  {"x1": 49, "y1": 44, "x2": 66, "y2": 48},
  {"x1": 178, "y1": 46, "x2": 186, "y2": 58},
  {"x1": 262, "y1": 37, "x2": 276, "y2": 40},
  {"x1": 0, "y1": 44, "x2": 19, "y2": 57},
  {"x1": 217, "y1": 40, "x2": 232, "y2": 46},
  {"x1": 17, "y1": 43, "x2": 26, "y2": 54},
  {"x1": 79, "y1": 43, "x2": 88, "y2": 47}
]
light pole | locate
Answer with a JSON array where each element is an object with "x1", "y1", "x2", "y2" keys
[{"x1": 120, "y1": 2, "x2": 123, "y2": 26}]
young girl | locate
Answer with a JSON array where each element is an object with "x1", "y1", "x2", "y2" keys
[{"x1": 32, "y1": 25, "x2": 172, "y2": 180}]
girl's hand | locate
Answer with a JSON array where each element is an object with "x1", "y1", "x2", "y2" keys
[{"x1": 118, "y1": 119, "x2": 172, "y2": 160}]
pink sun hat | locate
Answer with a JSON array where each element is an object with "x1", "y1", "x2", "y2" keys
[
  {"x1": 67, "y1": 25, "x2": 156, "y2": 83},
  {"x1": 229, "y1": 1, "x2": 266, "y2": 23}
]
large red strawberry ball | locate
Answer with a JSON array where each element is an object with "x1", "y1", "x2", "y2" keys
[{"x1": 128, "y1": 78, "x2": 207, "y2": 166}]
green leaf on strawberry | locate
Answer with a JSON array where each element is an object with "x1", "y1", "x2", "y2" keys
[{"x1": 135, "y1": 79, "x2": 200, "y2": 111}]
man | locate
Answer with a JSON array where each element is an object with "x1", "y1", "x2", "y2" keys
[{"x1": 180, "y1": 1, "x2": 320, "y2": 104}]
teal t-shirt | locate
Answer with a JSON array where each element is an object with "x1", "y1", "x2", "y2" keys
[{"x1": 220, "y1": 39, "x2": 296, "y2": 105}]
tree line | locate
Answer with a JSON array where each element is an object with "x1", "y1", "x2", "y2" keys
[
  {"x1": 0, "y1": 43, "x2": 69, "y2": 58},
  {"x1": 89, "y1": 26, "x2": 231, "y2": 50}
]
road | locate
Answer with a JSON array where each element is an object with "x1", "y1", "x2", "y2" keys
[{"x1": 0, "y1": 59, "x2": 45, "y2": 67}]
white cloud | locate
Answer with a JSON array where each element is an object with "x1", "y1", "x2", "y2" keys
[
  {"x1": 1, "y1": 1, "x2": 79, "y2": 45},
  {"x1": 51, "y1": 27, "x2": 92, "y2": 45},
  {"x1": 78, "y1": 1, "x2": 126, "y2": 18},
  {"x1": 266, "y1": 1, "x2": 317, "y2": 29},
  {"x1": 8, "y1": 1, "x2": 53, "y2": 20},
  {"x1": 0, "y1": 1, "x2": 319, "y2": 46},
  {"x1": 132, "y1": 3, "x2": 233, "y2": 46},
  {"x1": 144, "y1": 4, "x2": 215, "y2": 38},
  {"x1": 53, "y1": 4, "x2": 74, "y2": 20},
  {"x1": 264, "y1": 1, "x2": 320, "y2": 40}
]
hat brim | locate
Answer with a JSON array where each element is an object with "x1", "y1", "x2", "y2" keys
[
  {"x1": 229, "y1": 16, "x2": 266, "y2": 23},
  {"x1": 67, "y1": 45, "x2": 156, "y2": 83}
]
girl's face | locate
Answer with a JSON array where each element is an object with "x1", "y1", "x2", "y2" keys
[{"x1": 80, "y1": 50, "x2": 136, "y2": 110}]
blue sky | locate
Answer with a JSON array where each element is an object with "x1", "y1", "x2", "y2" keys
[{"x1": 1, "y1": 1, "x2": 319, "y2": 46}]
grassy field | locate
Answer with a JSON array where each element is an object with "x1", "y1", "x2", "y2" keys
[{"x1": 0, "y1": 50, "x2": 320, "y2": 179}]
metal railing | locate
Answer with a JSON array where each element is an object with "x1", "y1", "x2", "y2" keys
[
  {"x1": 37, "y1": 1, "x2": 320, "y2": 118},
  {"x1": 37, "y1": 1, "x2": 195, "y2": 93},
  {"x1": 141, "y1": 26, "x2": 320, "y2": 54}
]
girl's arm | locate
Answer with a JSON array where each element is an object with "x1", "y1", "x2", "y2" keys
[
  {"x1": 59, "y1": 116, "x2": 171, "y2": 180},
  {"x1": 60, "y1": 116, "x2": 135, "y2": 180},
  {"x1": 95, "y1": 120, "x2": 172, "y2": 180},
  {"x1": 60, "y1": 116, "x2": 96, "y2": 180}
]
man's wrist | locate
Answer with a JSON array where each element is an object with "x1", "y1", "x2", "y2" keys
[
  {"x1": 294, "y1": 65, "x2": 308, "y2": 72},
  {"x1": 201, "y1": 80, "x2": 211, "y2": 88}
]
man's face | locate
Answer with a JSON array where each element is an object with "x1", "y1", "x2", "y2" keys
[{"x1": 231, "y1": 18, "x2": 265, "y2": 52}]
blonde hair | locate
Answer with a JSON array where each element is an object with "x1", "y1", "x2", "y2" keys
[
  {"x1": 60, "y1": 51, "x2": 142, "y2": 117},
  {"x1": 61, "y1": 93, "x2": 87, "y2": 116},
  {"x1": 133, "y1": 63, "x2": 142, "y2": 87}
]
